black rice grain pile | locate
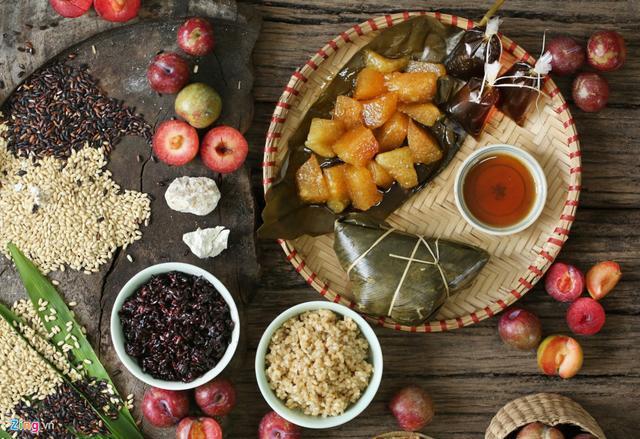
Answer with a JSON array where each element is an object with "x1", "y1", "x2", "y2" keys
[
  {"x1": 1, "y1": 62, "x2": 151, "y2": 160},
  {"x1": 119, "y1": 271, "x2": 235, "y2": 382},
  {"x1": 12, "y1": 379, "x2": 115, "y2": 439}
]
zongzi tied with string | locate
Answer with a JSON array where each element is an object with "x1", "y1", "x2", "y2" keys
[{"x1": 334, "y1": 217, "x2": 489, "y2": 326}]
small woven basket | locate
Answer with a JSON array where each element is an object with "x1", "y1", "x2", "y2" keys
[
  {"x1": 373, "y1": 433, "x2": 435, "y2": 439},
  {"x1": 485, "y1": 393, "x2": 606, "y2": 439}
]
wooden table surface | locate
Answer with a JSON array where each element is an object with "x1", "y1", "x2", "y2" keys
[{"x1": 2, "y1": 1, "x2": 639, "y2": 438}]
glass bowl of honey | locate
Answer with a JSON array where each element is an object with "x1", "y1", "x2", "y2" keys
[{"x1": 454, "y1": 144, "x2": 547, "y2": 236}]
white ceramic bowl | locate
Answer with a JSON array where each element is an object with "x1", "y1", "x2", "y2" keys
[
  {"x1": 255, "y1": 301, "x2": 383, "y2": 429},
  {"x1": 454, "y1": 144, "x2": 548, "y2": 236},
  {"x1": 110, "y1": 262, "x2": 240, "y2": 390}
]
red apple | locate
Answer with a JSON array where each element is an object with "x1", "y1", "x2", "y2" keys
[
  {"x1": 258, "y1": 412, "x2": 301, "y2": 439},
  {"x1": 572, "y1": 73, "x2": 609, "y2": 113},
  {"x1": 517, "y1": 422, "x2": 565, "y2": 439},
  {"x1": 546, "y1": 36, "x2": 586, "y2": 76},
  {"x1": 498, "y1": 308, "x2": 542, "y2": 351},
  {"x1": 587, "y1": 30, "x2": 626, "y2": 71},
  {"x1": 389, "y1": 386, "x2": 435, "y2": 432},
  {"x1": 194, "y1": 378, "x2": 236, "y2": 417},
  {"x1": 49, "y1": 0, "x2": 92, "y2": 18},
  {"x1": 94, "y1": 0, "x2": 140, "y2": 22},
  {"x1": 147, "y1": 52, "x2": 190, "y2": 94},
  {"x1": 567, "y1": 297, "x2": 606, "y2": 336},
  {"x1": 178, "y1": 18, "x2": 215, "y2": 56},
  {"x1": 537, "y1": 335, "x2": 583, "y2": 379},
  {"x1": 142, "y1": 387, "x2": 190, "y2": 428},
  {"x1": 586, "y1": 260, "x2": 621, "y2": 300},
  {"x1": 152, "y1": 120, "x2": 199, "y2": 166},
  {"x1": 176, "y1": 417, "x2": 222, "y2": 439},
  {"x1": 200, "y1": 126, "x2": 248, "y2": 174},
  {"x1": 545, "y1": 263, "x2": 585, "y2": 302}
]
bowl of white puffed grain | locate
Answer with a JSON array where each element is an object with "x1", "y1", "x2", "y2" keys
[{"x1": 255, "y1": 301, "x2": 383, "y2": 429}]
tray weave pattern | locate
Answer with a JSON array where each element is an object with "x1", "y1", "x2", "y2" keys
[
  {"x1": 262, "y1": 12, "x2": 581, "y2": 332},
  {"x1": 485, "y1": 393, "x2": 606, "y2": 439}
]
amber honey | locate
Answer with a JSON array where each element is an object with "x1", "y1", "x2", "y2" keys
[{"x1": 462, "y1": 153, "x2": 536, "y2": 228}]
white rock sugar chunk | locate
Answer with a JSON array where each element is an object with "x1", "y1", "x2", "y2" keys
[
  {"x1": 183, "y1": 227, "x2": 229, "y2": 259},
  {"x1": 165, "y1": 176, "x2": 221, "y2": 216}
]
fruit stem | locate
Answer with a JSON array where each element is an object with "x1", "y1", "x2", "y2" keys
[{"x1": 479, "y1": 0, "x2": 507, "y2": 27}]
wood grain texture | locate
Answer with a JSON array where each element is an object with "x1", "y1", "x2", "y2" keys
[{"x1": 1, "y1": 1, "x2": 639, "y2": 438}]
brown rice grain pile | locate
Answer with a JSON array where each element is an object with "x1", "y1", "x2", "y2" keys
[
  {"x1": 265, "y1": 309, "x2": 373, "y2": 417},
  {"x1": 0, "y1": 122, "x2": 150, "y2": 273}
]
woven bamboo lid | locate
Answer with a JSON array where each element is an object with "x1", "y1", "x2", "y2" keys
[{"x1": 485, "y1": 393, "x2": 606, "y2": 439}]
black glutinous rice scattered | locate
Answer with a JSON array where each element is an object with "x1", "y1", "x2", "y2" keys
[
  {"x1": 12, "y1": 379, "x2": 118, "y2": 439},
  {"x1": 119, "y1": 271, "x2": 235, "y2": 382},
  {"x1": 1, "y1": 61, "x2": 151, "y2": 160}
]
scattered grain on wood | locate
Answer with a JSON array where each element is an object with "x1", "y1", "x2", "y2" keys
[
  {"x1": 0, "y1": 124, "x2": 151, "y2": 274},
  {"x1": 1, "y1": 62, "x2": 151, "y2": 160}
]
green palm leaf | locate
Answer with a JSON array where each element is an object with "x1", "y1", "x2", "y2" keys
[{"x1": 5, "y1": 244, "x2": 142, "y2": 439}]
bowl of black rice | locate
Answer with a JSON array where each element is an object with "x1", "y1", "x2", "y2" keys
[{"x1": 110, "y1": 263, "x2": 240, "y2": 390}]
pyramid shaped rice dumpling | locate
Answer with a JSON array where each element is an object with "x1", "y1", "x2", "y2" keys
[{"x1": 334, "y1": 216, "x2": 489, "y2": 325}]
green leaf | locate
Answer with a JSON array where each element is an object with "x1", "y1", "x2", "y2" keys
[
  {"x1": 0, "y1": 302, "x2": 142, "y2": 439},
  {"x1": 6, "y1": 244, "x2": 142, "y2": 439}
]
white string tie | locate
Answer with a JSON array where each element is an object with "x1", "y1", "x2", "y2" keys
[
  {"x1": 346, "y1": 227, "x2": 395, "y2": 277},
  {"x1": 387, "y1": 237, "x2": 449, "y2": 317},
  {"x1": 474, "y1": 19, "x2": 503, "y2": 104},
  {"x1": 489, "y1": 30, "x2": 553, "y2": 119}
]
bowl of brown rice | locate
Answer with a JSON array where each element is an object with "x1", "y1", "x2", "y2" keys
[{"x1": 255, "y1": 301, "x2": 383, "y2": 429}]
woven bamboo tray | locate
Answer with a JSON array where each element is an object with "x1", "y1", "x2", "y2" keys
[
  {"x1": 485, "y1": 393, "x2": 606, "y2": 439},
  {"x1": 262, "y1": 11, "x2": 581, "y2": 332}
]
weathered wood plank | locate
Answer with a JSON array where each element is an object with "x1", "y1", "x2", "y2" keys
[
  {"x1": 245, "y1": 0, "x2": 640, "y2": 106},
  {"x1": 245, "y1": 289, "x2": 639, "y2": 378},
  {"x1": 227, "y1": 371, "x2": 639, "y2": 438},
  {"x1": 245, "y1": 0, "x2": 640, "y2": 25}
]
